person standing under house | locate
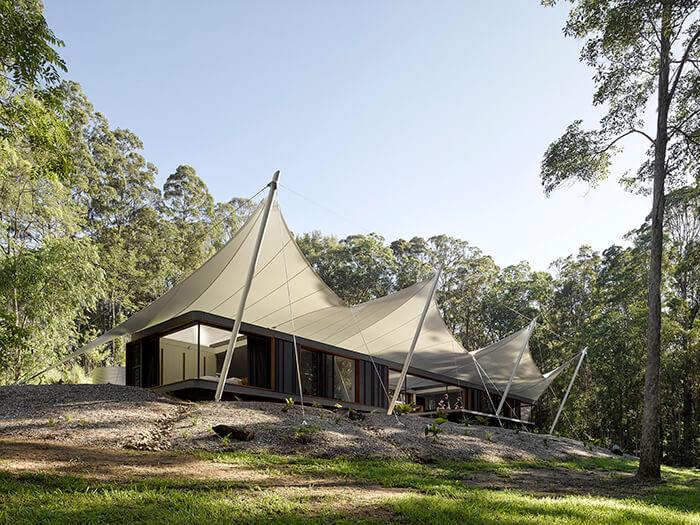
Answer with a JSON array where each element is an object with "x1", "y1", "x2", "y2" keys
[{"x1": 437, "y1": 393, "x2": 450, "y2": 411}]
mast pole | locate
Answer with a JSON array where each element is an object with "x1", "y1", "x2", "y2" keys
[
  {"x1": 549, "y1": 349, "x2": 587, "y2": 435},
  {"x1": 215, "y1": 170, "x2": 280, "y2": 402},
  {"x1": 387, "y1": 266, "x2": 442, "y2": 415},
  {"x1": 495, "y1": 319, "x2": 536, "y2": 417}
]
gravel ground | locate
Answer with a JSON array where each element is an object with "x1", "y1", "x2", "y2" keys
[
  {"x1": 0, "y1": 384, "x2": 188, "y2": 450},
  {"x1": 0, "y1": 384, "x2": 618, "y2": 462}
]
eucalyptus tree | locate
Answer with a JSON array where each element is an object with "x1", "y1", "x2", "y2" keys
[
  {"x1": 541, "y1": 0, "x2": 700, "y2": 479},
  {"x1": 75, "y1": 109, "x2": 163, "y2": 363},
  {"x1": 663, "y1": 185, "x2": 700, "y2": 464},
  {"x1": 390, "y1": 237, "x2": 436, "y2": 290},
  {"x1": 212, "y1": 197, "x2": 257, "y2": 248},
  {"x1": 312, "y1": 233, "x2": 397, "y2": 304},
  {"x1": 161, "y1": 165, "x2": 218, "y2": 284},
  {"x1": 438, "y1": 243, "x2": 499, "y2": 351}
]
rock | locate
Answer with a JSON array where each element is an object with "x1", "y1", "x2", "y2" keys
[
  {"x1": 212, "y1": 424, "x2": 255, "y2": 441},
  {"x1": 348, "y1": 409, "x2": 365, "y2": 421},
  {"x1": 611, "y1": 443, "x2": 623, "y2": 455}
]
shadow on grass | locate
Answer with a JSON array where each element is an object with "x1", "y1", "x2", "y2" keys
[
  {"x1": 1, "y1": 443, "x2": 698, "y2": 524},
  {"x1": 200, "y1": 450, "x2": 700, "y2": 515},
  {"x1": 0, "y1": 471, "x2": 392, "y2": 525},
  {"x1": 1, "y1": 469, "x2": 697, "y2": 525}
]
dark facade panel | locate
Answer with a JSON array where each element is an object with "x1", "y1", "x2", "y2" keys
[
  {"x1": 248, "y1": 334, "x2": 271, "y2": 389},
  {"x1": 141, "y1": 336, "x2": 160, "y2": 388},
  {"x1": 125, "y1": 336, "x2": 158, "y2": 388},
  {"x1": 125, "y1": 341, "x2": 141, "y2": 387},
  {"x1": 275, "y1": 339, "x2": 299, "y2": 395},
  {"x1": 359, "y1": 361, "x2": 388, "y2": 409}
]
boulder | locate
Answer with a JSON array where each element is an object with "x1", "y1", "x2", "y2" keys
[
  {"x1": 212, "y1": 424, "x2": 255, "y2": 442},
  {"x1": 348, "y1": 409, "x2": 366, "y2": 421}
]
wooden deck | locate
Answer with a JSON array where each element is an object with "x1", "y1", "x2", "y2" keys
[{"x1": 411, "y1": 408, "x2": 534, "y2": 427}]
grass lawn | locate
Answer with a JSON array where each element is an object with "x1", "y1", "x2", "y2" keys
[{"x1": 0, "y1": 451, "x2": 698, "y2": 524}]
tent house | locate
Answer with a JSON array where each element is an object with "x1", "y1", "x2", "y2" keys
[{"x1": 28, "y1": 175, "x2": 581, "y2": 428}]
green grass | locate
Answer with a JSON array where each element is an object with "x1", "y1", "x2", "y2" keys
[
  {"x1": 0, "y1": 453, "x2": 698, "y2": 524},
  {"x1": 196, "y1": 450, "x2": 645, "y2": 494},
  {"x1": 392, "y1": 491, "x2": 696, "y2": 525},
  {"x1": 0, "y1": 472, "x2": 373, "y2": 525}
]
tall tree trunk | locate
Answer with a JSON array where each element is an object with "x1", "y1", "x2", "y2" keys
[
  {"x1": 638, "y1": 6, "x2": 671, "y2": 480},
  {"x1": 682, "y1": 377, "x2": 694, "y2": 465}
]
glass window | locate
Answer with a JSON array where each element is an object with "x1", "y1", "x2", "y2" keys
[
  {"x1": 299, "y1": 348, "x2": 355, "y2": 402},
  {"x1": 333, "y1": 356, "x2": 355, "y2": 403},
  {"x1": 159, "y1": 325, "x2": 201, "y2": 385},
  {"x1": 215, "y1": 335, "x2": 248, "y2": 382},
  {"x1": 299, "y1": 349, "x2": 318, "y2": 396}
]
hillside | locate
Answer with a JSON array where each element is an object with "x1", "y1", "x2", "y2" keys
[
  {"x1": 0, "y1": 384, "x2": 612, "y2": 462},
  {"x1": 1, "y1": 385, "x2": 698, "y2": 524}
]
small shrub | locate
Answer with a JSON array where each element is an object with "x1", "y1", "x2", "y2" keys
[
  {"x1": 461, "y1": 415, "x2": 474, "y2": 426},
  {"x1": 294, "y1": 424, "x2": 322, "y2": 444},
  {"x1": 436, "y1": 409, "x2": 448, "y2": 419},
  {"x1": 424, "y1": 423, "x2": 443, "y2": 442},
  {"x1": 312, "y1": 402, "x2": 322, "y2": 409},
  {"x1": 475, "y1": 416, "x2": 489, "y2": 426},
  {"x1": 434, "y1": 416, "x2": 449, "y2": 425},
  {"x1": 485, "y1": 431, "x2": 494, "y2": 442},
  {"x1": 220, "y1": 434, "x2": 231, "y2": 446},
  {"x1": 46, "y1": 418, "x2": 57, "y2": 427},
  {"x1": 395, "y1": 403, "x2": 414, "y2": 415},
  {"x1": 282, "y1": 397, "x2": 295, "y2": 413}
]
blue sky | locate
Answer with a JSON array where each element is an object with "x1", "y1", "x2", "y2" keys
[{"x1": 44, "y1": 1, "x2": 650, "y2": 271}]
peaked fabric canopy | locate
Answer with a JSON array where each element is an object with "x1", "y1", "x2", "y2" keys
[{"x1": 29, "y1": 198, "x2": 568, "y2": 403}]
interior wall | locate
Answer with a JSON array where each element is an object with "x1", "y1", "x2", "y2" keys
[
  {"x1": 200, "y1": 347, "x2": 219, "y2": 377},
  {"x1": 160, "y1": 338, "x2": 199, "y2": 385}
]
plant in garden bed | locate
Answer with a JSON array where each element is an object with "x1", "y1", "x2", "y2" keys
[
  {"x1": 424, "y1": 422, "x2": 443, "y2": 442},
  {"x1": 294, "y1": 424, "x2": 322, "y2": 444},
  {"x1": 425, "y1": 415, "x2": 449, "y2": 443},
  {"x1": 395, "y1": 402, "x2": 414, "y2": 415}
]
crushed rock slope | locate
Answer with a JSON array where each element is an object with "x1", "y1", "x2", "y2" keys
[{"x1": 0, "y1": 385, "x2": 614, "y2": 462}]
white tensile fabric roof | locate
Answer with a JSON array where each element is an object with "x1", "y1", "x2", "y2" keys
[{"x1": 42, "y1": 199, "x2": 567, "y2": 402}]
